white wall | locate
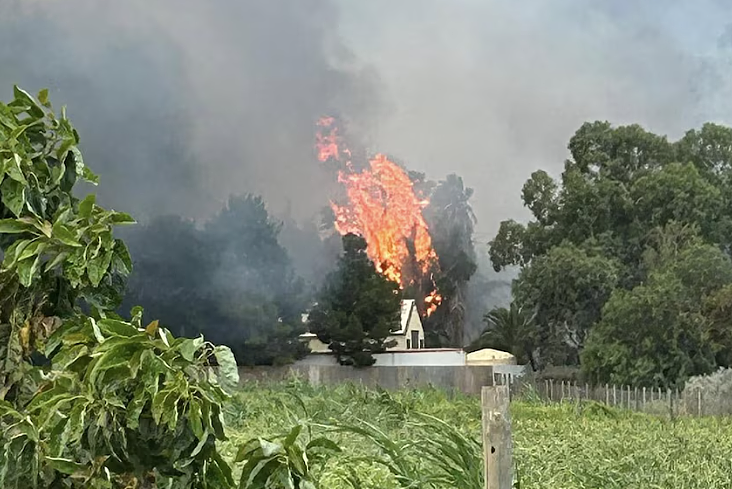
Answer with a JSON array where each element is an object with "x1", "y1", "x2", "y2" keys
[
  {"x1": 374, "y1": 350, "x2": 466, "y2": 366},
  {"x1": 296, "y1": 350, "x2": 467, "y2": 367}
]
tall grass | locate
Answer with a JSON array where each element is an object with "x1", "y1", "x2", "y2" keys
[{"x1": 223, "y1": 380, "x2": 732, "y2": 489}]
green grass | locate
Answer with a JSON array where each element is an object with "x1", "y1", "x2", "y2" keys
[{"x1": 221, "y1": 379, "x2": 732, "y2": 488}]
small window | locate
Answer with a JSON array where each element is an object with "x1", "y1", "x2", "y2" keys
[
  {"x1": 419, "y1": 339, "x2": 424, "y2": 349},
  {"x1": 406, "y1": 339, "x2": 411, "y2": 349}
]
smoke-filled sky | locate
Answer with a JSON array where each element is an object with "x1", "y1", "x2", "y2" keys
[
  {"x1": 1, "y1": 0, "x2": 731, "y2": 240},
  {"x1": 340, "y1": 0, "x2": 732, "y2": 239}
]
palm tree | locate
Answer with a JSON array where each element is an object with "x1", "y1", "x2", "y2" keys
[
  {"x1": 470, "y1": 302, "x2": 538, "y2": 370},
  {"x1": 423, "y1": 174, "x2": 478, "y2": 346}
]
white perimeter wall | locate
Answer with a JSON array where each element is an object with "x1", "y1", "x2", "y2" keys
[
  {"x1": 295, "y1": 350, "x2": 467, "y2": 367},
  {"x1": 374, "y1": 350, "x2": 466, "y2": 366}
]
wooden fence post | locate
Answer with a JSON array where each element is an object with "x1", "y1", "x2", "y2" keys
[
  {"x1": 697, "y1": 387, "x2": 702, "y2": 416},
  {"x1": 482, "y1": 385, "x2": 513, "y2": 489}
]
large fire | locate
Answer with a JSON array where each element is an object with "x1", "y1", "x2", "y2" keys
[{"x1": 316, "y1": 116, "x2": 442, "y2": 316}]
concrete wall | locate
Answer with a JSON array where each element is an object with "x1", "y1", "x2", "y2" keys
[
  {"x1": 373, "y1": 349, "x2": 465, "y2": 366},
  {"x1": 294, "y1": 349, "x2": 466, "y2": 367},
  {"x1": 238, "y1": 364, "x2": 495, "y2": 395}
]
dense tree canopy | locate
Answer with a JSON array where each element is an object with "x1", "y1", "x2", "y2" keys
[
  {"x1": 308, "y1": 233, "x2": 402, "y2": 367},
  {"x1": 582, "y1": 232, "x2": 732, "y2": 388},
  {"x1": 513, "y1": 242, "x2": 620, "y2": 366},
  {"x1": 489, "y1": 121, "x2": 732, "y2": 387},
  {"x1": 122, "y1": 195, "x2": 309, "y2": 366}
]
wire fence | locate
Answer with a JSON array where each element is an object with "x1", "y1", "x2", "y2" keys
[{"x1": 493, "y1": 373, "x2": 720, "y2": 417}]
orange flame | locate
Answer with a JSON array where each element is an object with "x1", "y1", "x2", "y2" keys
[
  {"x1": 316, "y1": 117, "x2": 340, "y2": 162},
  {"x1": 316, "y1": 117, "x2": 442, "y2": 316}
]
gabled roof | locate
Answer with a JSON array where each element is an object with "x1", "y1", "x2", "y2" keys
[{"x1": 391, "y1": 299, "x2": 418, "y2": 336}]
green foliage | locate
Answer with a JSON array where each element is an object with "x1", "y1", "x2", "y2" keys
[
  {"x1": 0, "y1": 86, "x2": 132, "y2": 399},
  {"x1": 512, "y1": 243, "x2": 620, "y2": 365},
  {"x1": 224, "y1": 382, "x2": 732, "y2": 489},
  {"x1": 0, "y1": 87, "x2": 237, "y2": 487},
  {"x1": 4, "y1": 312, "x2": 237, "y2": 488},
  {"x1": 122, "y1": 195, "x2": 310, "y2": 366},
  {"x1": 235, "y1": 424, "x2": 340, "y2": 489},
  {"x1": 582, "y1": 234, "x2": 732, "y2": 388},
  {"x1": 489, "y1": 120, "x2": 732, "y2": 383},
  {"x1": 468, "y1": 302, "x2": 539, "y2": 370},
  {"x1": 702, "y1": 285, "x2": 732, "y2": 367},
  {"x1": 224, "y1": 382, "x2": 484, "y2": 489},
  {"x1": 308, "y1": 234, "x2": 402, "y2": 367}
]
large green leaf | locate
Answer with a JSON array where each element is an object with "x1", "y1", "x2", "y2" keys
[
  {"x1": 1, "y1": 178, "x2": 25, "y2": 217},
  {"x1": 44, "y1": 457, "x2": 86, "y2": 476},
  {"x1": 51, "y1": 222, "x2": 81, "y2": 247},
  {"x1": 16, "y1": 254, "x2": 41, "y2": 287},
  {"x1": 12, "y1": 86, "x2": 44, "y2": 119},
  {"x1": 87, "y1": 248, "x2": 113, "y2": 287},
  {"x1": 0, "y1": 219, "x2": 32, "y2": 234},
  {"x1": 214, "y1": 345, "x2": 239, "y2": 393},
  {"x1": 78, "y1": 193, "x2": 95, "y2": 219}
]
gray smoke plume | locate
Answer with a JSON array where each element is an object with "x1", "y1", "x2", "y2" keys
[
  {"x1": 0, "y1": 0, "x2": 381, "y2": 222},
  {"x1": 339, "y1": 0, "x2": 732, "y2": 236},
  {"x1": 2, "y1": 0, "x2": 732, "y2": 340}
]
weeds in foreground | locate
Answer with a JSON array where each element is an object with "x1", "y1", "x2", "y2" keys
[{"x1": 225, "y1": 382, "x2": 732, "y2": 489}]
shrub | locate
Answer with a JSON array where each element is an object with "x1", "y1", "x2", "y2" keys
[
  {"x1": 684, "y1": 367, "x2": 732, "y2": 416},
  {"x1": 0, "y1": 86, "x2": 237, "y2": 487}
]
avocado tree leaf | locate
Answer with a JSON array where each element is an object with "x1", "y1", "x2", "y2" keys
[
  {"x1": 16, "y1": 254, "x2": 42, "y2": 287},
  {"x1": 52, "y1": 222, "x2": 81, "y2": 247},
  {"x1": 0, "y1": 218, "x2": 33, "y2": 234},
  {"x1": 1, "y1": 178, "x2": 26, "y2": 217},
  {"x1": 213, "y1": 345, "x2": 239, "y2": 393},
  {"x1": 78, "y1": 193, "x2": 95, "y2": 219}
]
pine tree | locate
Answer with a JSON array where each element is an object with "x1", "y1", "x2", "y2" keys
[{"x1": 308, "y1": 233, "x2": 402, "y2": 366}]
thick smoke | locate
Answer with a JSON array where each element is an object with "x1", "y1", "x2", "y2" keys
[
  {"x1": 2, "y1": 1, "x2": 732, "y2": 341},
  {"x1": 340, "y1": 0, "x2": 732, "y2": 236},
  {"x1": 0, "y1": 0, "x2": 380, "y2": 222}
]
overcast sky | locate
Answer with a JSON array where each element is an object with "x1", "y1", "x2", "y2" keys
[
  {"x1": 1, "y1": 0, "x2": 731, "y2": 241},
  {"x1": 338, "y1": 0, "x2": 732, "y2": 239}
]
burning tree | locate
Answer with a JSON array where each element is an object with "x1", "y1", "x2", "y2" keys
[
  {"x1": 316, "y1": 117, "x2": 442, "y2": 315},
  {"x1": 315, "y1": 117, "x2": 477, "y2": 346}
]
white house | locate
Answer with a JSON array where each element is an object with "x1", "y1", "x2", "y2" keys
[
  {"x1": 300, "y1": 299, "x2": 426, "y2": 353},
  {"x1": 298, "y1": 302, "x2": 527, "y2": 371}
]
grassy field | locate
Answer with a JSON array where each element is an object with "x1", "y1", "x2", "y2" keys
[{"x1": 222, "y1": 379, "x2": 732, "y2": 488}]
